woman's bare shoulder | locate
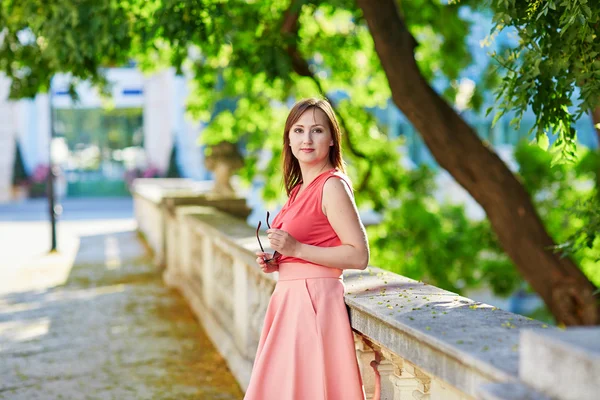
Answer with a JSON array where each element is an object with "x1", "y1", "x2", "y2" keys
[
  {"x1": 323, "y1": 172, "x2": 353, "y2": 198},
  {"x1": 322, "y1": 175, "x2": 355, "y2": 217}
]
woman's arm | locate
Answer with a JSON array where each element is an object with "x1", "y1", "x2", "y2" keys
[{"x1": 267, "y1": 177, "x2": 370, "y2": 270}]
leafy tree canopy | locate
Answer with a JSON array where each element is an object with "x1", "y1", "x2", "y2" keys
[
  {"x1": 487, "y1": 0, "x2": 600, "y2": 163},
  {"x1": 1, "y1": 0, "x2": 598, "y2": 306},
  {"x1": 0, "y1": 0, "x2": 490, "y2": 207}
]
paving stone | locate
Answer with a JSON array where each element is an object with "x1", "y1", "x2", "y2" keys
[{"x1": 0, "y1": 222, "x2": 243, "y2": 400}]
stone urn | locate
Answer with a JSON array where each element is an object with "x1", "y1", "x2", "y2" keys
[{"x1": 204, "y1": 141, "x2": 244, "y2": 196}]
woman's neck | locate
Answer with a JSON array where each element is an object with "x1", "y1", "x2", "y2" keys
[{"x1": 299, "y1": 162, "x2": 334, "y2": 187}]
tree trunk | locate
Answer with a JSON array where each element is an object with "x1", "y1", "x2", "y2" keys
[{"x1": 357, "y1": 0, "x2": 599, "y2": 325}]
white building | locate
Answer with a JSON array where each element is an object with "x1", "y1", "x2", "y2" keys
[{"x1": 0, "y1": 67, "x2": 209, "y2": 202}]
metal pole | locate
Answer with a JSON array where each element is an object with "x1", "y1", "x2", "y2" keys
[{"x1": 48, "y1": 83, "x2": 58, "y2": 253}]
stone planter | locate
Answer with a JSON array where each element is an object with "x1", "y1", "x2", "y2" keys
[{"x1": 204, "y1": 141, "x2": 244, "y2": 196}]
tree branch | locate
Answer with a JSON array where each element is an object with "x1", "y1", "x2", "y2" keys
[{"x1": 357, "y1": 0, "x2": 599, "y2": 325}]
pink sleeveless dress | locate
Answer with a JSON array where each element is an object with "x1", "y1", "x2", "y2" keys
[{"x1": 244, "y1": 169, "x2": 365, "y2": 400}]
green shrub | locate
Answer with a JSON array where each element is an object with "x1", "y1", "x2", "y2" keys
[
  {"x1": 12, "y1": 140, "x2": 29, "y2": 186},
  {"x1": 369, "y1": 140, "x2": 600, "y2": 299}
]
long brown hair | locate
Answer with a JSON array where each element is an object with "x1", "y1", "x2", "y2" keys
[{"x1": 282, "y1": 98, "x2": 346, "y2": 196}]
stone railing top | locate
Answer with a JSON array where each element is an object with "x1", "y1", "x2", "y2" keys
[
  {"x1": 343, "y1": 269, "x2": 549, "y2": 384},
  {"x1": 479, "y1": 327, "x2": 600, "y2": 400},
  {"x1": 478, "y1": 382, "x2": 552, "y2": 400},
  {"x1": 518, "y1": 327, "x2": 600, "y2": 400},
  {"x1": 132, "y1": 178, "x2": 215, "y2": 204}
]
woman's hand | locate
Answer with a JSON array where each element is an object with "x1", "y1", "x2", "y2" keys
[
  {"x1": 267, "y1": 229, "x2": 300, "y2": 257},
  {"x1": 256, "y1": 252, "x2": 279, "y2": 273}
]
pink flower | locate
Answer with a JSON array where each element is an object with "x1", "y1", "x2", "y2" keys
[
  {"x1": 31, "y1": 165, "x2": 50, "y2": 183},
  {"x1": 142, "y1": 166, "x2": 160, "y2": 178}
]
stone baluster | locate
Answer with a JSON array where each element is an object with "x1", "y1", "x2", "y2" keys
[
  {"x1": 376, "y1": 356, "x2": 398, "y2": 400},
  {"x1": 233, "y1": 258, "x2": 249, "y2": 359},
  {"x1": 163, "y1": 209, "x2": 187, "y2": 286},
  {"x1": 391, "y1": 363, "x2": 431, "y2": 400},
  {"x1": 178, "y1": 223, "x2": 190, "y2": 277},
  {"x1": 355, "y1": 334, "x2": 380, "y2": 400},
  {"x1": 190, "y1": 226, "x2": 205, "y2": 293},
  {"x1": 202, "y1": 232, "x2": 214, "y2": 309}
]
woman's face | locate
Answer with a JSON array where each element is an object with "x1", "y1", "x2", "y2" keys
[{"x1": 288, "y1": 108, "x2": 333, "y2": 166}]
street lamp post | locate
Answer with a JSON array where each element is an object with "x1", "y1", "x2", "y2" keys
[{"x1": 48, "y1": 85, "x2": 58, "y2": 253}]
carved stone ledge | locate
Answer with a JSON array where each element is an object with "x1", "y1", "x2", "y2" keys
[{"x1": 132, "y1": 196, "x2": 600, "y2": 400}]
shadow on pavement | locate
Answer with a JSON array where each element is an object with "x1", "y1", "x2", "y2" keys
[{"x1": 0, "y1": 227, "x2": 243, "y2": 400}]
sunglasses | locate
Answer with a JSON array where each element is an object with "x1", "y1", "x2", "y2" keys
[{"x1": 256, "y1": 211, "x2": 281, "y2": 263}]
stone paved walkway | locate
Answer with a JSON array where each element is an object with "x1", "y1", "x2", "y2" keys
[{"x1": 0, "y1": 226, "x2": 243, "y2": 399}]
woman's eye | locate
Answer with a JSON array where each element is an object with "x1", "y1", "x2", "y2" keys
[
  {"x1": 312, "y1": 129, "x2": 323, "y2": 133},
  {"x1": 294, "y1": 128, "x2": 303, "y2": 133}
]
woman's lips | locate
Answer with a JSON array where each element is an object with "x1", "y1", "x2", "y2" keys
[{"x1": 300, "y1": 149, "x2": 314, "y2": 153}]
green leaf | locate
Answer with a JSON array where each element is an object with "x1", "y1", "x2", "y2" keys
[
  {"x1": 491, "y1": 111, "x2": 503, "y2": 128},
  {"x1": 582, "y1": 5, "x2": 592, "y2": 18},
  {"x1": 537, "y1": 132, "x2": 550, "y2": 151}
]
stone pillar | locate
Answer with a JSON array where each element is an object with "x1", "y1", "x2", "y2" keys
[
  {"x1": 376, "y1": 358, "x2": 398, "y2": 400},
  {"x1": 392, "y1": 363, "x2": 431, "y2": 400},
  {"x1": 17, "y1": 100, "x2": 37, "y2": 175},
  {"x1": 520, "y1": 327, "x2": 600, "y2": 400},
  {"x1": 143, "y1": 70, "x2": 175, "y2": 174},
  {"x1": 172, "y1": 74, "x2": 207, "y2": 180},
  {"x1": 0, "y1": 75, "x2": 16, "y2": 202},
  {"x1": 355, "y1": 335, "x2": 379, "y2": 400},
  {"x1": 35, "y1": 94, "x2": 51, "y2": 167},
  {"x1": 179, "y1": 221, "x2": 192, "y2": 277},
  {"x1": 233, "y1": 258, "x2": 249, "y2": 360},
  {"x1": 202, "y1": 233, "x2": 214, "y2": 309}
]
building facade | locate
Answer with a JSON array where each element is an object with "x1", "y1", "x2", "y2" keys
[{"x1": 0, "y1": 67, "x2": 209, "y2": 202}]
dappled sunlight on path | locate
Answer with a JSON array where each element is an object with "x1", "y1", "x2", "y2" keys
[{"x1": 0, "y1": 227, "x2": 243, "y2": 400}]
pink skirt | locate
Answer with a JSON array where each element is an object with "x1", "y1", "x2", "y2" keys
[{"x1": 244, "y1": 262, "x2": 365, "y2": 400}]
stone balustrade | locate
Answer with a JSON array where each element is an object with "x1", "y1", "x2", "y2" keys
[
  {"x1": 133, "y1": 183, "x2": 600, "y2": 400},
  {"x1": 132, "y1": 178, "x2": 250, "y2": 269}
]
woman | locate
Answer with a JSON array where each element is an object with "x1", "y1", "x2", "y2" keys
[{"x1": 244, "y1": 98, "x2": 369, "y2": 400}]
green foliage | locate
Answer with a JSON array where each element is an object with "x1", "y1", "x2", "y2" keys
[
  {"x1": 401, "y1": 0, "x2": 477, "y2": 107},
  {"x1": 514, "y1": 140, "x2": 600, "y2": 285},
  {"x1": 485, "y1": 0, "x2": 600, "y2": 260},
  {"x1": 370, "y1": 140, "x2": 600, "y2": 297},
  {"x1": 180, "y1": 0, "x2": 476, "y2": 211},
  {"x1": 554, "y1": 195, "x2": 600, "y2": 265},
  {"x1": 0, "y1": 0, "x2": 149, "y2": 98},
  {"x1": 368, "y1": 166, "x2": 517, "y2": 296},
  {"x1": 166, "y1": 144, "x2": 182, "y2": 178},
  {"x1": 11, "y1": 140, "x2": 29, "y2": 185},
  {"x1": 489, "y1": 0, "x2": 600, "y2": 165},
  {"x1": 0, "y1": 0, "x2": 477, "y2": 209}
]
